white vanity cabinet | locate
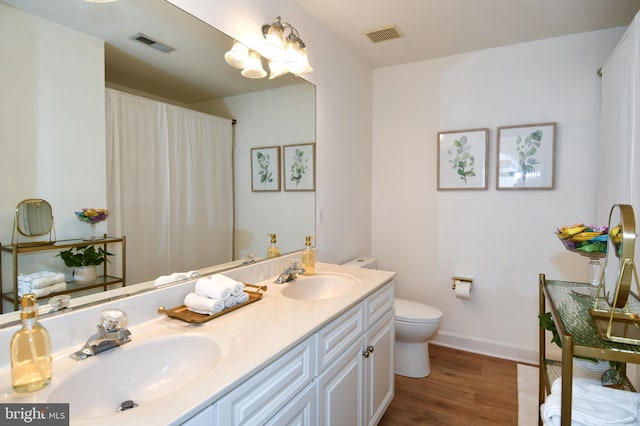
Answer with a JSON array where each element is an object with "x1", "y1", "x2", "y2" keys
[
  {"x1": 184, "y1": 280, "x2": 395, "y2": 426},
  {"x1": 316, "y1": 281, "x2": 395, "y2": 426}
]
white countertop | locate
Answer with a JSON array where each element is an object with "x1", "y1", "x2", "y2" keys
[{"x1": 0, "y1": 261, "x2": 396, "y2": 425}]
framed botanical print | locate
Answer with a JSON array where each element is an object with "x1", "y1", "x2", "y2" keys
[
  {"x1": 283, "y1": 143, "x2": 316, "y2": 191},
  {"x1": 496, "y1": 122, "x2": 557, "y2": 190},
  {"x1": 251, "y1": 146, "x2": 280, "y2": 192},
  {"x1": 437, "y1": 128, "x2": 489, "y2": 190}
]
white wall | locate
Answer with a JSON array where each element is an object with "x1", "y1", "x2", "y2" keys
[
  {"x1": 0, "y1": 5, "x2": 107, "y2": 310},
  {"x1": 224, "y1": 83, "x2": 316, "y2": 258},
  {"x1": 372, "y1": 28, "x2": 625, "y2": 362},
  {"x1": 0, "y1": 4, "x2": 108, "y2": 243},
  {"x1": 167, "y1": 0, "x2": 374, "y2": 265}
]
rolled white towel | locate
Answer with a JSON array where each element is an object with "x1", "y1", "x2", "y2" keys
[
  {"x1": 185, "y1": 271, "x2": 201, "y2": 278},
  {"x1": 153, "y1": 275, "x2": 173, "y2": 286},
  {"x1": 235, "y1": 292, "x2": 249, "y2": 305},
  {"x1": 224, "y1": 296, "x2": 237, "y2": 308},
  {"x1": 195, "y1": 276, "x2": 238, "y2": 300},
  {"x1": 184, "y1": 292, "x2": 224, "y2": 315},
  {"x1": 18, "y1": 271, "x2": 66, "y2": 289},
  {"x1": 209, "y1": 274, "x2": 244, "y2": 297}
]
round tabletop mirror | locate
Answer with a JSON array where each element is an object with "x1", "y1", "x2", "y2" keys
[
  {"x1": 602, "y1": 204, "x2": 636, "y2": 308},
  {"x1": 15, "y1": 199, "x2": 54, "y2": 237}
]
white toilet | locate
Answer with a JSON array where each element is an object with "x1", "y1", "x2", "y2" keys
[{"x1": 343, "y1": 257, "x2": 443, "y2": 378}]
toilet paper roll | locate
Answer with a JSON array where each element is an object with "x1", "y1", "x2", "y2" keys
[{"x1": 454, "y1": 280, "x2": 472, "y2": 299}]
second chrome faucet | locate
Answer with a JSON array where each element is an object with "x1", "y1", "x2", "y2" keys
[
  {"x1": 70, "y1": 309, "x2": 131, "y2": 361},
  {"x1": 274, "y1": 259, "x2": 306, "y2": 284}
]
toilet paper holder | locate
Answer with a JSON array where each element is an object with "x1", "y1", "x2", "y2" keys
[{"x1": 451, "y1": 276, "x2": 473, "y2": 289}]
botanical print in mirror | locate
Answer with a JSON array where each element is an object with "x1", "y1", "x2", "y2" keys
[
  {"x1": 437, "y1": 128, "x2": 489, "y2": 190},
  {"x1": 251, "y1": 146, "x2": 281, "y2": 192},
  {"x1": 497, "y1": 122, "x2": 557, "y2": 190},
  {"x1": 284, "y1": 143, "x2": 316, "y2": 191}
]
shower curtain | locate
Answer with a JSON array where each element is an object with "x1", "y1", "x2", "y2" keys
[
  {"x1": 597, "y1": 11, "x2": 640, "y2": 223},
  {"x1": 105, "y1": 88, "x2": 233, "y2": 284}
]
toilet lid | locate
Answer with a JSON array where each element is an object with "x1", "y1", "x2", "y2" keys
[{"x1": 395, "y1": 298, "x2": 443, "y2": 323}]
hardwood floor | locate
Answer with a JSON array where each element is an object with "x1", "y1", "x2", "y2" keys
[{"x1": 379, "y1": 344, "x2": 519, "y2": 426}]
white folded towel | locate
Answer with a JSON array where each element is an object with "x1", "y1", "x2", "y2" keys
[
  {"x1": 18, "y1": 271, "x2": 66, "y2": 289},
  {"x1": 541, "y1": 378, "x2": 640, "y2": 426},
  {"x1": 184, "y1": 292, "x2": 224, "y2": 315},
  {"x1": 18, "y1": 282, "x2": 67, "y2": 298},
  {"x1": 236, "y1": 292, "x2": 249, "y2": 305}
]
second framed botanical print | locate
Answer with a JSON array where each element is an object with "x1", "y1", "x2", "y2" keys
[
  {"x1": 496, "y1": 122, "x2": 557, "y2": 190},
  {"x1": 437, "y1": 128, "x2": 489, "y2": 190},
  {"x1": 283, "y1": 143, "x2": 316, "y2": 191}
]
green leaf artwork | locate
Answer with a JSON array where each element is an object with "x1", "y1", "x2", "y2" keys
[
  {"x1": 289, "y1": 148, "x2": 308, "y2": 186},
  {"x1": 447, "y1": 136, "x2": 476, "y2": 185},
  {"x1": 515, "y1": 130, "x2": 543, "y2": 186},
  {"x1": 256, "y1": 151, "x2": 273, "y2": 188}
]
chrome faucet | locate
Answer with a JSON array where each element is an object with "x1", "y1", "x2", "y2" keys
[
  {"x1": 275, "y1": 259, "x2": 306, "y2": 284},
  {"x1": 70, "y1": 309, "x2": 131, "y2": 361}
]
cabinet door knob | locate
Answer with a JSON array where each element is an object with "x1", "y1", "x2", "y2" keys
[
  {"x1": 362, "y1": 349, "x2": 370, "y2": 358},
  {"x1": 367, "y1": 345, "x2": 374, "y2": 353}
]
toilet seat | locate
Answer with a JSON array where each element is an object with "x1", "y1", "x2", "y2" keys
[{"x1": 395, "y1": 298, "x2": 442, "y2": 323}]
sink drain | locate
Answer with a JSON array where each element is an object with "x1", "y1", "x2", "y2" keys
[{"x1": 116, "y1": 400, "x2": 138, "y2": 413}]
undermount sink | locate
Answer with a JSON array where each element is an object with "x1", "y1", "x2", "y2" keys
[
  {"x1": 47, "y1": 334, "x2": 221, "y2": 420},
  {"x1": 281, "y1": 272, "x2": 360, "y2": 300}
]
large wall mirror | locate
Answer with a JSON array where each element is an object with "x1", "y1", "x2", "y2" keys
[{"x1": 0, "y1": 0, "x2": 315, "y2": 315}]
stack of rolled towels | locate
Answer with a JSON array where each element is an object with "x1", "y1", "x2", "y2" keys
[
  {"x1": 18, "y1": 271, "x2": 67, "y2": 298},
  {"x1": 184, "y1": 274, "x2": 248, "y2": 315},
  {"x1": 153, "y1": 270, "x2": 201, "y2": 286}
]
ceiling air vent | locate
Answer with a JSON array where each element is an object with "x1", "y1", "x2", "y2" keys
[
  {"x1": 365, "y1": 25, "x2": 403, "y2": 43},
  {"x1": 130, "y1": 33, "x2": 175, "y2": 53}
]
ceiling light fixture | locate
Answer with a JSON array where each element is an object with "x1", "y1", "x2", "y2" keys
[
  {"x1": 223, "y1": 16, "x2": 312, "y2": 80},
  {"x1": 261, "y1": 16, "x2": 313, "y2": 78}
]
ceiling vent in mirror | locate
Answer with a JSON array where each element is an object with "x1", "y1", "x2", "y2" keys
[
  {"x1": 365, "y1": 25, "x2": 404, "y2": 43},
  {"x1": 130, "y1": 33, "x2": 175, "y2": 53}
]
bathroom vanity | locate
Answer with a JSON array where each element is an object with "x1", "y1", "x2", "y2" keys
[{"x1": 0, "y1": 254, "x2": 396, "y2": 425}]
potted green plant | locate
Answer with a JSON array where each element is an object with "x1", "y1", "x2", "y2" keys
[
  {"x1": 57, "y1": 245, "x2": 112, "y2": 284},
  {"x1": 539, "y1": 311, "x2": 623, "y2": 385}
]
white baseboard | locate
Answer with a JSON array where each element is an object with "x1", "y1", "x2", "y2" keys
[{"x1": 432, "y1": 331, "x2": 538, "y2": 365}]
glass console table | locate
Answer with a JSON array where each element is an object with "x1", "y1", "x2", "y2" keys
[{"x1": 539, "y1": 274, "x2": 640, "y2": 426}]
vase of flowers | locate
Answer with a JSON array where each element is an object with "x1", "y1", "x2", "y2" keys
[
  {"x1": 75, "y1": 208, "x2": 109, "y2": 240},
  {"x1": 57, "y1": 245, "x2": 112, "y2": 284},
  {"x1": 555, "y1": 224, "x2": 608, "y2": 296}
]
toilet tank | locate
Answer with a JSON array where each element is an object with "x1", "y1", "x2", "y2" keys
[{"x1": 342, "y1": 257, "x2": 377, "y2": 269}]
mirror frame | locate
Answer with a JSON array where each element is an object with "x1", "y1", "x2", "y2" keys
[
  {"x1": 12, "y1": 198, "x2": 55, "y2": 244},
  {"x1": 602, "y1": 203, "x2": 636, "y2": 308}
]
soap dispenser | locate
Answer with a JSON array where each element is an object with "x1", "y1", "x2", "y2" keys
[
  {"x1": 10, "y1": 293, "x2": 52, "y2": 393},
  {"x1": 301, "y1": 235, "x2": 315, "y2": 276},
  {"x1": 267, "y1": 233, "x2": 280, "y2": 258}
]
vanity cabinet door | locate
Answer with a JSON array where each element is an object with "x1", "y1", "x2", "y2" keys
[
  {"x1": 265, "y1": 381, "x2": 316, "y2": 425},
  {"x1": 364, "y1": 309, "x2": 395, "y2": 426},
  {"x1": 213, "y1": 337, "x2": 315, "y2": 425},
  {"x1": 181, "y1": 404, "x2": 214, "y2": 425},
  {"x1": 316, "y1": 336, "x2": 365, "y2": 426}
]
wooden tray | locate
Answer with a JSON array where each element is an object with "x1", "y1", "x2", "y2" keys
[{"x1": 158, "y1": 283, "x2": 266, "y2": 324}]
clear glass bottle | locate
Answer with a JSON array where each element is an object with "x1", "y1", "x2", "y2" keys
[
  {"x1": 267, "y1": 233, "x2": 280, "y2": 258},
  {"x1": 301, "y1": 235, "x2": 315, "y2": 276},
  {"x1": 11, "y1": 293, "x2": 52, "y2": 393}
]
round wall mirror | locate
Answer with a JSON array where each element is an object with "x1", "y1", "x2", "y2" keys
[
  {"x1": 15, "y1": 199, "x2": 54, "y2": 237},
  {"x1": 602, "y1": 204, "x2": 636, "y2": 308}
]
